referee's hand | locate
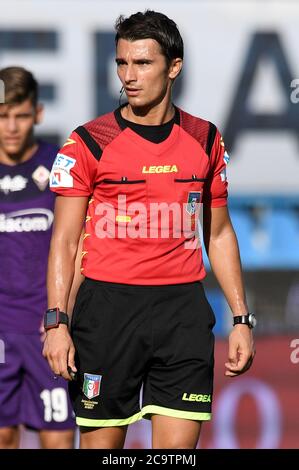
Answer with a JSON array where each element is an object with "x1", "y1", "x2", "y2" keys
[
  {"x1": 225, "y1": 325, "x2": 255, "y2": 377},
  {"x1": 42, "y1": 324, "x2": 77, "y2": 381}
]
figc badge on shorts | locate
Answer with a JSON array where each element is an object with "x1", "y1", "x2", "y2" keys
[
  {"x1": 83, "y1": 373, "x2": 102, "y2": 399},
  {"x1": 186, "y1": 192, "x2": 201, "y2": 216}
]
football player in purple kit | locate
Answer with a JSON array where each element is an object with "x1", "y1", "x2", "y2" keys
[{"x1": 0, "y1": 66, "x2": 76, "y2": 448}]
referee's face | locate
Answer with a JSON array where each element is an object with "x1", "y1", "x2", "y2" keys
[{"x1": 116, "y1": 38, "x2": 181, "y2": 110}]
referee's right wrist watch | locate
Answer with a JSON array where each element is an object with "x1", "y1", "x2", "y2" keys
[
  {"x1": 233, "y1": 313, "x2": 257, "y2": 329},
  {"x1": 44, "y1": 308, "x2": 69, "y2": 331}
]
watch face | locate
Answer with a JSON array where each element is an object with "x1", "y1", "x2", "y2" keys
[
  {"x1": 45, "y1": 309, "x2": 58, "y2": 328},
  {"x1": 249, "y1": 313, "x2": 257, "y2": 328}
]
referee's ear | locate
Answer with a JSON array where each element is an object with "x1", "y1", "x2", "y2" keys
[
  {"x1": 34, "y1": 103, "x2": 44, "y2": 125},
  {"x1": 168, "y1": 58, "x2": 183, "y2": 82}
]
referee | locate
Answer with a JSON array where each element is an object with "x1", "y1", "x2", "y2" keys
[{"x1": 43, "y1": 10, "x2": 255, "y2": 449}]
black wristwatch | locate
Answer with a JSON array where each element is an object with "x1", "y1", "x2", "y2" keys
[
  {"x1": 233, "y1": 313, "x2": 257, "y2": 329},
  {"x1": 44, "y1": 308, "x2": 69, "y2": 331}
]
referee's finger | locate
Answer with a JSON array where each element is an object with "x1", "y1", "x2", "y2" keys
[
  {"x1": 243, "y1": 354, "x2": 254, "y2": 371},
  {"x1": 226, "y1": 353, "x2": 251, "y2": 372},
  {"x1": 67, "y1": 344, "x2": 77, "y2": 372},
  {"x1": 227, "y1": 355, "x2": 253, "y2": 376},
  {"x1": 46, "y1": 348, "x2": 61, "y2": 376},
  {"x1": 51, "y1": 357, "x2": 61, "y2": 376},
  {"x1": 42, "y1": 343, "x2": 56, "y2": 374},
  {"x1": 58, "y1": 352, "x2": 69, "y2": 379}
]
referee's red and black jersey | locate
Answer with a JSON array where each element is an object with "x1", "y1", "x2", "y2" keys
[{"x1": 49, "y1": 105, "x2": 228, "y2": 285}]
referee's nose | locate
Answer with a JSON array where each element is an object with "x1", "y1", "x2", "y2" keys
[{"x1": 124, "y1": 63, "x2": 138, "y2": 84}]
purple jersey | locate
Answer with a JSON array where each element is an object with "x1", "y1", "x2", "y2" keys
[
  {"x1": 0, "y1": 332, "x2": 75, "y2": 430},
  {"x1": 0, "y1": 141, "x2": 58, "y2": 334}
]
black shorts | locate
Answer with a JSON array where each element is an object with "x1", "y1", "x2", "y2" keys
[{"x1": 69, "y1": 278, "x2": 216, "y2": 427}]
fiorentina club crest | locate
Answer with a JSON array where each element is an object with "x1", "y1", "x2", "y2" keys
[
  {"x1": 31, "y1": 165, "x2": 50, "y2": 191},
  {"x1": 83, "y1": 373, "x2": 102, "y2": 399}
]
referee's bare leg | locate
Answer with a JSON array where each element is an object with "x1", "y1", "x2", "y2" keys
[
  {"x1": 152, "y1": 415, "x2": 202, "y2": 449},
  {"x1": 79, "y1": 426, "x2": 128, "y2": 449}
]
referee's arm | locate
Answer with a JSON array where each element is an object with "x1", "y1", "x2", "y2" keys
[
  {"x1": 203, "y1": 205, "x2": 255, "y2": 377},
  {"x1": 43, "y1": 195, "x2": 88, "y2": 380},
  {"x1": 67, "y1": 228, "x2": 85, "y2": 317}
]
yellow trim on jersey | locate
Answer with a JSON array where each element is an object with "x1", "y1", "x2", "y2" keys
[
  {"x1": 76, "y1": 411, "x2": 142, "y2": 427},
  {"x1": 63, "y1": 138, "x2": 76, "y2": 147},
  {"x1": 141, "y1": 405, "x2": 211, "y2": 421}
]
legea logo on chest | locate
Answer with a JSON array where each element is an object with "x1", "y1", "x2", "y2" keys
[{"x1": 142, "y1": 165, "x2": 178, "y2": 174}]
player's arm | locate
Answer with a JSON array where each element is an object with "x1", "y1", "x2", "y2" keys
[
  {"x1": 203, "y1": 205, "x2": 255, "y2": 377},
  {"x1": 43, "y1": 195, "x2": 88, "y2": 380}
]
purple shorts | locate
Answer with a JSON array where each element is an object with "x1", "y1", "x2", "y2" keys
[{"x1": 0, "y1": 332, "x2": 75, "y2": 430}]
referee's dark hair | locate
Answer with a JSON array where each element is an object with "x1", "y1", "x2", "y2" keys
[{"x1": 115, "y1": 10, "x2": 184, "y2": 67}]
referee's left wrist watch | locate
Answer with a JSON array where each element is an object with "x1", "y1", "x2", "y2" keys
[
  {"x1": 233, "y1": 313, "x2": 257, "y2": 329},
  {"x1": 44, "y1": 308, "x2": 69, "y2": 331}
]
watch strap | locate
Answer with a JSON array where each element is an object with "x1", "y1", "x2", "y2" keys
[
  {"x1": 233, "y1": 314, "x2": 250, "y2": 326},
  {"x1": 57, "y1": 311, "x2": 68, "y2": 326}
]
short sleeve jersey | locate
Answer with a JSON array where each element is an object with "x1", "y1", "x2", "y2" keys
[{"x1": 50, "y1": 106, "x2": 229, "y2": 285}]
